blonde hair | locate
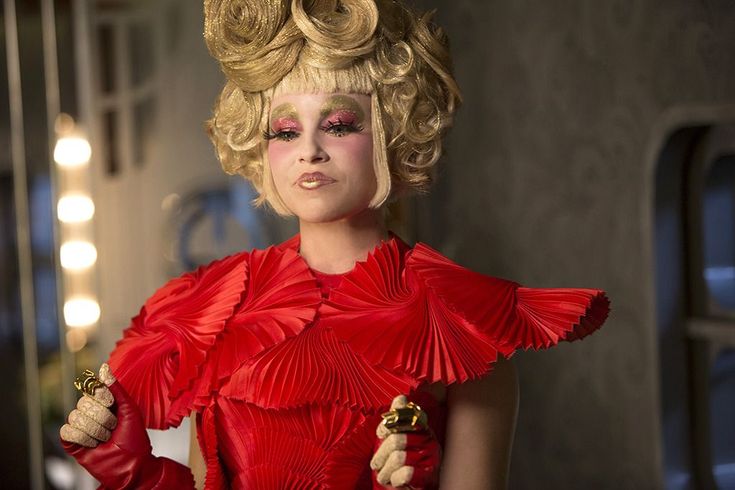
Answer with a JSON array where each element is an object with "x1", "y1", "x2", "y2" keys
[{"x1": 204, "y1": 0, "x2": 461, "y2": 215}]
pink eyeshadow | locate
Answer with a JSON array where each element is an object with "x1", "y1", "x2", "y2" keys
[
  {"x1": 326, "y1": 110, "x2": 358, "y2": 125},
  {"x1": 272, "y1": 117, "x2": 300, "y2": 131}
]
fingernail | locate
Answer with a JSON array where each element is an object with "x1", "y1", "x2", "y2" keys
[
  {"x1": 98, "y1": 363, "x2": 116, "y2": 386},
  {"x1": 93, "y1": 387, "x2": 114, "y2": 408}
]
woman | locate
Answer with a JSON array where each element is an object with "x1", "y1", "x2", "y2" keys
[{"x1": 60, "y1": 1, "x2": 610, "y2": 488}]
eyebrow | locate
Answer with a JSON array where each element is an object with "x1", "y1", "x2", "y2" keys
[
  {"x1": 270, "y1": 103, "x2": 299, "y2": 125},
  {"x1": 319, "y1": 95, "x2": 365, "y2": 121}
]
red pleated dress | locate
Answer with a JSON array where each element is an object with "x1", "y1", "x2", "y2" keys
[{"x1": 107, "y1": 232, "x2": 610, "y2": 489}]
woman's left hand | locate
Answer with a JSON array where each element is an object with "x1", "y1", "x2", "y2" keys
[{"x1": 370, "y1": 395, "x2": 441, "y2": 489}]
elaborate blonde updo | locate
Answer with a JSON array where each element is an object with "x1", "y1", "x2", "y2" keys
[{"x1": 204, "y1": 0, "x2": 461, "y2": 215}]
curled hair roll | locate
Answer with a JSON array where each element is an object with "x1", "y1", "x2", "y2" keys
[
  {"x1": 207, "y1": 82, "x2": 267, "y2": 179},
  {"x1": 292, "y1": 0, "x2": 378, "y2": 64},
  {"x1": 204, "y1": 0, "x2": 303, "y2": 91}
]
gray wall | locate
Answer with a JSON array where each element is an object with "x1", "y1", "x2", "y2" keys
[{"x1": 413, "y1": 1, "x2": 735, "y2": 488}]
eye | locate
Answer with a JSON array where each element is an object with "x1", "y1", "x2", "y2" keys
[
  {"x1": 322, "y1": 118, "x2": 364, "y2": 137},
  {"x1": 263, "y1": 129, "x2": 299, "y2": 142}
]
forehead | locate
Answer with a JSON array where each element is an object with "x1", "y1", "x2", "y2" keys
[{"x1": 270, "y1": 93, "x2": 371, "y2": 113}]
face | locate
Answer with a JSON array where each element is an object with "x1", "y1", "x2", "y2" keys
[{"x1": 266, "y1": 93, "x2": 376, "y2": 223}]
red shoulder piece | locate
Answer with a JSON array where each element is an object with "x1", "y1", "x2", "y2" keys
[
  {"x1": 324, "y1": 238, "x2": 500, "y2": 385},
  {"x1": 327, "y1": 240, "x2": 609, "y2": 386},
  {"x1": 108, "y1": 252, "x2": 248, "y2": 429},
  {"x1": 512, "y1": 287, "x2": 610, "y2": 346},
  {"x1": 408, "y1": 243, "x2": 610, "y2": 351}
]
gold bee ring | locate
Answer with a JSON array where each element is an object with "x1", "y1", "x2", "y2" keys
[{"x1": 74, "y1": 369, "x2": 104, "y2": 397}]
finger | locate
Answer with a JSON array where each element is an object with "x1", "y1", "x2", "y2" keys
[
  {"x1": 376, "y1": 420, "x2": 391, "y2": 440},
  {"x1": 77, "y1": 395, "x2": 117, "y2": 430},
  {"x1": 401, "y1": 433, "x2": 441, "y2": 487},
  {"x1": 390, "y1": 465, "x2": 414, "y2": 487},
  {"x1": 390, "y1": 395, "x2": 408, "y2": 410},
  {"x1": 377, "y1": 450, "x2": 406, "y2": 485},
  {"x1": 88, "y1": 383, "x2": 114, "y2": 408},
  {"x1": 404, "y1": 433, "x2": 441, "y2": 467},
  {"x1": 60, "y1": 424, "x2": 98, "y2": 448},
  {"x1": 370, "y1": 433, "x2": 407, "y2": 470},
  {"x1": 68, "y1": 409, "x2": 112, "y2": 442},
  {"x1": 98, "y1": 363, "x2": 116, "y2": 386},
  {"x1": 377, "y1": 395, "x2": 410, "y2": 439},
  {"x1": 401, "y1": 465, "x2": 438, "y2": 489}
]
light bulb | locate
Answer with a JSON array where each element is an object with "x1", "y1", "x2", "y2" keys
[
  {"x1": 60, "y1": 241, "x2": 97, "y2": 270},
  {"x1": 57, "y1": 194, "x2": 95, "y2": 223},
  {"x1": 54, "y1": 136, "x2": 91, "y2": 167},
  {"x1": 63, "y1": 297, "x2": 100, "y2": 328}
]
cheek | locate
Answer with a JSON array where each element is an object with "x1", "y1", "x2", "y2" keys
[
  {"x1": 338, "y1": 135, "x2": 374, "y2": 174},
  {"x1": 267, "y1": 144, "x2": 291, "y2": 182},
  {"x1": 267, "y1": 143, "x2": 290, "y2": 165},
  {"x1": 344, "y1": 134, "x2": 373, "y2": 157}
]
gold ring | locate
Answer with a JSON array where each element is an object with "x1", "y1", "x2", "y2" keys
[
  {"x1": 380, "y1": 402, "x2": 428, "y2": 433},
  {"x1": 74, "y1": 369, "x2": 103, "y2": 396}
]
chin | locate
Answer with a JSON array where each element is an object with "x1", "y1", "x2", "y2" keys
[
  {"x1": 296, "y1": 209, "x2": 352, "y2": 224},
  {"x1": 292, "y1": 201, "x2": 371, "y2": 224}
]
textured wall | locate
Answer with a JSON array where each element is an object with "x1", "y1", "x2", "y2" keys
[{"x1": 412, "y1": 0, "x2": 735, "y2": 488}]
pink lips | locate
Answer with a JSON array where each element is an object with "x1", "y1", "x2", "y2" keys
[{"x1": 295, "y1": 172, "x2": 336, "y2": 185}]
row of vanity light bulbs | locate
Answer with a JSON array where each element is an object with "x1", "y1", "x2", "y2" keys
[{"x1": 54, "y1": 114, "x2": 98, "y2": 351}]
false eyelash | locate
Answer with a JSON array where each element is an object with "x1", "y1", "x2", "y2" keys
[
  {"x1": 263, "y1": 130, "x2": 299, "y2": 141},
  {"x1": 322, "y1": 118, "x2": 364, "y2": 133}
]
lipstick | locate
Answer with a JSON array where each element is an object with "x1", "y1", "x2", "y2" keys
[{"x1": 296, "y1": 172, "x2": 335, "y2": 190}]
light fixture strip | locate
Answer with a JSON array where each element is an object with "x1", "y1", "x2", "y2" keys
[{"x1": 54, "y1": 117, "x2": 100, "y2": 345}]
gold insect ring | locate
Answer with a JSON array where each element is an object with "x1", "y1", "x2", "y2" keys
[{"x1": 74, "y1": 369, "x2": 103, "y2": 396}]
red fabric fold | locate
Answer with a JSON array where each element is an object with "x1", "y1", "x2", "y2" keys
[
  {"x1": 202, "y1": 246, "x2": 322, "y2": 393},
  {"x1": 323, "y1": 412, "x2": 378, "y2": 490},
  {"x1": 109, "y1": 252, "x2": 248, "y2": 429},
  {"x1": 408, "y1": 242, "x2": 610, "y2": 352},
  {"x1": 323, "y1": 239, "x2": 502, "y2": 385},
  {"x1": 325, "y1": 239, "x2": 609, "y2": 385},
  {"x1": 512, "y1": 287, "x2": 610, "y2": 348},
  {"x1": 215, "y1": 400, "x2": 373, "y2": 489},
  {"x1": 197, "y1": 403, "x2": 227, "y2": 490},
  {"x1": 220, "y1": 321, "x2": 416, "y2": 411}
]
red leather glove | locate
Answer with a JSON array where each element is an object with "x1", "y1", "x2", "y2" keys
[
  {"x1": 61, "y1": 374, "x2": 195, "y2": 489},
  {"x1": 371, "y1": 395, "x2": 441, "y2": 489}
]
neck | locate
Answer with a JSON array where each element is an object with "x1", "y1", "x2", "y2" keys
[{"x1": 298, "y1": 208, "x2": 389, "y2": 274}]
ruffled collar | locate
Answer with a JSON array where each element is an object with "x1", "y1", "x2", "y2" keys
[
  {"x1": 269, "y1": 230, "x2": 511, "y2": 385},
  {"x1": 275, "y1": 230, "x2": 413, "y2": 298},
  {"x1": 214, "y1": 231, "x2": 420, "y2": 409}
]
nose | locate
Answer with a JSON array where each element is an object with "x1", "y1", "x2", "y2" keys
[{"x1": 298, "y1": 132, "x2": 329, "y2": 164}]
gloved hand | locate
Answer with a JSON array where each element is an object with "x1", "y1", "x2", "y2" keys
[
  {"x1": 370, "y1": 395, "x2": 441, "y2": 489},
  {"x1": 60, "y1": 364, "x2": 195, "y2": 489}
]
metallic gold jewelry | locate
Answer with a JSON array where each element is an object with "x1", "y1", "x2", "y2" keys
[
  {"x1": 380, "y1": 402, "x2": 428, "y2": 433},
  {"x1": 74, "y1": 369, "x2": 103, "y2": 397}
]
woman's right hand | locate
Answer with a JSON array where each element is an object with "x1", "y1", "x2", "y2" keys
[
  {"x1": 59, "y1": 363, "x2": 196, "y2": 489},
  {"x1": 60, "y1": 364, "x2": 117, "y2": 448}
]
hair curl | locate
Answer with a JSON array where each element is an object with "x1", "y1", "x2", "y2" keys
[{"x1": 204, "y1": 0, "x2": 461, "y2": 215}]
